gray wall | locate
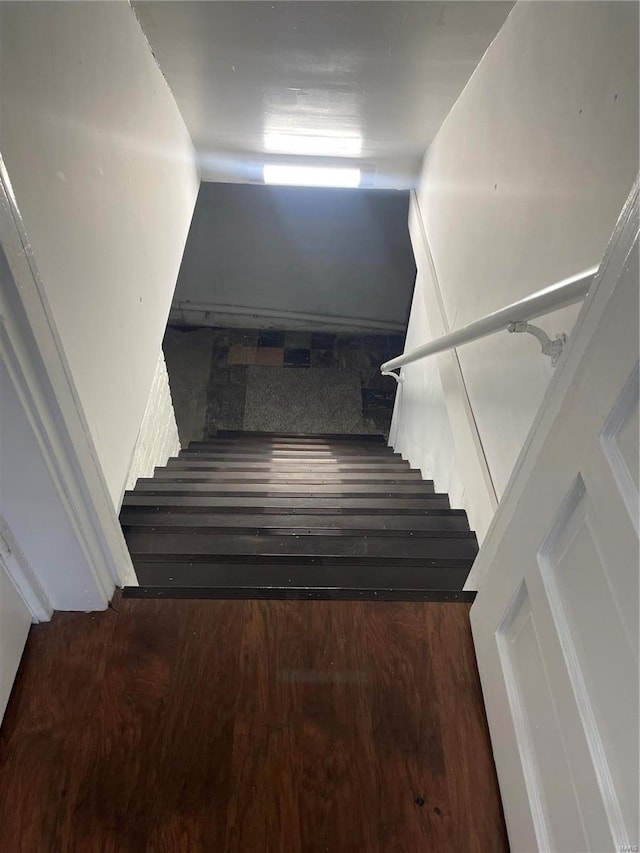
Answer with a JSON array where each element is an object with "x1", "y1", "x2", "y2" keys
[{"x1": 170, "y1": 184, "x2": 416, "y2": 333}]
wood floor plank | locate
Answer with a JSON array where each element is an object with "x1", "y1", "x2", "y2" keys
[
  {"x1": 0, "y1": 599, "x2": 508, "y2": 852},
  {"x1": 427, "y1": 604, "x2": 509, "y2": 853},
  {"x1": 0, "y1": 610, "x2": 119, "y2": 852}
]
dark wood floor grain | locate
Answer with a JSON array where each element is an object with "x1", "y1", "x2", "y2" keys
[{"x1": 0, "y1": 599, "x2": 508, "y2": 852}]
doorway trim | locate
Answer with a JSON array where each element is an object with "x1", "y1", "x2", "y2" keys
[{"x1": 0, "y1": 155, "x2": 136, "y2": 616}]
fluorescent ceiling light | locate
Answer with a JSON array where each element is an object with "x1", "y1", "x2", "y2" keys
[
  {"x1": 264, "y1": 132, "x2": 362, "y2": 158},
  {"x1": 263, "y1": 164, "x2": 361, "y2": 188}
]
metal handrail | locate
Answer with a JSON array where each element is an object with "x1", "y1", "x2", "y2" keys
[{"x1": 381, "y1": 266, "x2": 599, "y2": 380}]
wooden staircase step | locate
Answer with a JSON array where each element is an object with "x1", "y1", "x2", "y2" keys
[
  {"x1": 123, "y1": 529, "x2": 478, "y2": 559},
  {"x1": 129, "y1": 554, "x2": 473, "y2": 592}
]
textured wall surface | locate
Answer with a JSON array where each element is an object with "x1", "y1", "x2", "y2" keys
[{"x1": 125, "y1": 353, "x2": 181, "y2": 498}]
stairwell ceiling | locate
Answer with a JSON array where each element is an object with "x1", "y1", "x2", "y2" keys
[{"x1": 132, "y1": 1, "x2": 514, "y2": 188}]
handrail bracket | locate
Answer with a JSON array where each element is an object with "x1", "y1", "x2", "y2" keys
[
  {"x1": 507, "y1": 321, "x2": 567, "y2": 367},
  {"x1": 381, "y1": 369, "x2": 403, "y2": 384}
]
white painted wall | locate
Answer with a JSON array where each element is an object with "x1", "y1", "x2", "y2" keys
[
  {"x1": 392, "y1": 0, "x2": 639, "y2": 541},
  {"x1": 0, "y1": 1, "x2": 199, "y2": 508},
  {"x1": 125, "y1": 351, "x2": 180, "y2": 495}
]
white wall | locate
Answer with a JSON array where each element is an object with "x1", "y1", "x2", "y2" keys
[
  {"x1": 392, "y1": 0, "x2": 638, "y2": 541},
  {"x1": 0, "y1": 1, "x2": 199, "y2": 508},
  {"x1": 125, "y1": 352, "x2": 180, "y2": 494}
]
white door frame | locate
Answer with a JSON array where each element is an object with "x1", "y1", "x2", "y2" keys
[{"x1": 0, "y1": 154, "x2": 136, "y2": 618}]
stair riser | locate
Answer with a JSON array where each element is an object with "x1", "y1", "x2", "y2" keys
[
  {"x1": 122, "y1": 495, "x2": 452, "y2": 509},
  {"x1": 156, "y1": 469, "x2": 424, "y2": 481},
  {"x1": 151, "y1": 476, "x2": 427, "y2": 487},
  {"x1": 183, "y1": 447, "x2": 398, "y2": 455},
  {"x1": 188, "y1": 435, "x2": 389, "y2": 450},
  {"x1": 164, "y1": 460, "x2": 423, "y2": 482},
  {"x1": 187, "y1": 441, "x2": 394, "y2": 456},
  {"x1": 166, "y1": 461, "x2": 414, "y2": 472},
  {"x1": 214, "y1": 431, "x2": 387, "y2": 442},
  {"x1": 177, "y1": 453, "x2": 406, "y2": 465},
  {"x1": 131, "y1": 483, "x2": 436, "y2": 497},
  {"x1": 119, "y1": 511, "x2": 470, "y2": 531},
  {"x1": 123, "y1": 531, "x2": 478, "y2": 559},
  {"x1": 132, "y1": 560, "x2": 471, "y2": 590}
]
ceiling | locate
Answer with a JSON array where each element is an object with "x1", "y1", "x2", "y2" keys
[{"x1": 133, "y1": 1, "x2": 514, "y2": 188}]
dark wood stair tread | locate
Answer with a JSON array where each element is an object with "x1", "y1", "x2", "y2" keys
[{"x1": 122, "y1": 586, "x2": 476, "y2": 602}]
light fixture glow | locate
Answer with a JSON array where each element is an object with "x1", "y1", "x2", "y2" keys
[
  {"x1": 264, "y1": 132, "x2": 362, "y2": 158},
  {"x1": 263, "y1": 164, "x2": 361, "y2": 188}
]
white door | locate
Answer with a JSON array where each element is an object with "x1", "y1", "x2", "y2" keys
[
  {"x1": 470, "y1": 184, "x2": 639, "y2": 852},
  {"x1": 0, "y1": 556, "x2": 31, "y2": 723}
]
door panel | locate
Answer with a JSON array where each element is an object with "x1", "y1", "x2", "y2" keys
[
  {"x1": 471, "y1": 186, "x2": 639, "y2": 852},
  {"x1": 0, "y1": 563, "x2": 31, "y2": 723}
]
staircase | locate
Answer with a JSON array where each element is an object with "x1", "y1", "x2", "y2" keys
[{"x1": 120, "y1": 431, "x2": 477, "y2": 600}]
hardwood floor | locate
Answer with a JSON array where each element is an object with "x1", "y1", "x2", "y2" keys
[{"x1": 0, "y1": 599, "x2": 508, "y2": 852}]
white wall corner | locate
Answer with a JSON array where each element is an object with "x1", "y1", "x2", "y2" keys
[{"x1": 124, "y1": 350, "x2": 181, "y2": 495}]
